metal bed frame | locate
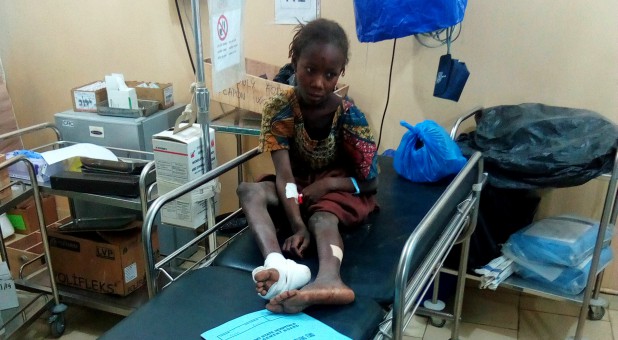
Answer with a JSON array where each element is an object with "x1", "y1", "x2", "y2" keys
[{"x1": 132, "y1": 144, "x2": 485, "y2": 340}]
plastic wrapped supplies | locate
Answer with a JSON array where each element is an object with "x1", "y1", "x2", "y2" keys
[
  {"x1": 502, "y1": 215, "x2": 614, "y2": 267},
  {"x1": 501, "y1": 214, "x2": 614, "y2": 295},
  {"x1": 504, "y1": 246, "x2": 613, "y2": 295}
]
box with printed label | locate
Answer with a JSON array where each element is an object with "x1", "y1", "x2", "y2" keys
[
  {"x1": 158, "y1": 179, "x2": 219, "y2": 229},
  {"x1": 153, "y1": 124, "x2": 218, "y2": 228},
  {"x1": 7, "y1": 194, "x2": 58, "y2": 235},
  {"x1": 126, "y1": 81, "x2": 174, "y2": 110},
  {"x1": 152, "y1": 124, "x2": 217, "y2": 184},
  {"x1": 71, "y1": 81, "x2": 108, "y2": 112},
  {"x1": 205, "y1": 58, "x2": 349, "y2": 114},
  {"x1": 47, "y1": 218, "x2": 159, "y2": 296}
]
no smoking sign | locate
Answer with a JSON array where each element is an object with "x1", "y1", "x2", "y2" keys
[{"x1": 217, "y1": 15, "x2": 228, "y2": 41}]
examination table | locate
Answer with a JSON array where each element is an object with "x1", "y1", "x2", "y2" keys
[{"x1": 101, "y1": 150, "x2": 484, "y2": 340}]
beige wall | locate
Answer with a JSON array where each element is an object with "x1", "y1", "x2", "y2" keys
[{"x1": 1, "y1": 2, "x2": 617, "y2": 222}]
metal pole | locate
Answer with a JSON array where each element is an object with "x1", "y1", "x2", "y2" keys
[
  {"x1": 190, "y1": 0, "x2": 217, "y2": 251},
  {"x1": 191, "y1": 0, "x2": 212, "y2": 173}
]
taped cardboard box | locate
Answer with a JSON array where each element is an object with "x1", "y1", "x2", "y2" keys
[
  {"x1": 47, "y1": 218, "x2": 159, "y2": 296},
  {"x1": 5, "y1": 231, "x2": 46, "y2": 279},
  {"x1": 126, "y1": 81, "x2": 174, "y2": 110},
  {"x1": 71, "y1": 81, "x2": 107, "y2": 112},
  {"x1": 7, "y1": 194, "x2": 58, "y2": 235},
  {"x1": 205, "y1": 58, "x2": 349, "y2": 114}
]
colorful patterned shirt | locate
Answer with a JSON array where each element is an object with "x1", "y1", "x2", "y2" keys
[{"x1": 259, "y1": 88, "x2": 378, "y2": 180}]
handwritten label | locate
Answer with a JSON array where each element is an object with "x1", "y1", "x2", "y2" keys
[{"x1": 74, "y1": 91, "x2": 97, "y2": 111}]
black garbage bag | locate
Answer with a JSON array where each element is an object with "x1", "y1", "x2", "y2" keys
[{"x1": 457, "y1": 103, "x2": 618, "y2": 189}]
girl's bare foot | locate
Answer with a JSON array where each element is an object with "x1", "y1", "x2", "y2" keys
[{"x1": 266, "y1": 278, "x2": 355, "y2": 314}]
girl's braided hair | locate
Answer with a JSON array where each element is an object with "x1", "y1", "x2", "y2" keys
[{"x1": 289, "y1": 18, "x2": 350, "y2": 67}]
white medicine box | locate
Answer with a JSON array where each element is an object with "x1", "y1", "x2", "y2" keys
[
  {"x1": 152, "y1": 124, "x2": 217, "y2": 184},
  {"x1": 153, "y1": 124, "x2": 218, "y2": 228}
]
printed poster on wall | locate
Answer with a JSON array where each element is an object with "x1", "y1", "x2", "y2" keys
[{"x1": 208, "y1": 0, "x2": 246, "y2": 93}]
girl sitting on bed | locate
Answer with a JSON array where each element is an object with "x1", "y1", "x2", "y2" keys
[{"x1": 236, "y1": 18, "x2": 379, "y2": 314}]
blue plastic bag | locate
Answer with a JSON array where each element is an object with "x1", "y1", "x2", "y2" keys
[
  {"x1": 353, "y1": 0, "x2": 468, "y2": 43},
  {"x1": 394, "y1": 120, "x2": 467, "y2": 183}
]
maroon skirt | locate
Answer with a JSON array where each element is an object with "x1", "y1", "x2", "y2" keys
[{"x1": 259, "y1": 168, "x2": 378, "y2": 228}]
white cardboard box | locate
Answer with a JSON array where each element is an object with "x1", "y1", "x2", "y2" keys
[
  {"x1": 153, "y1": 124, "x2": 218, "y2": 228},
  {"x1": 158, "y1": 179, "x2": 219, "y2": 229},
  {"x1": 0, "y1": 262, "x2": 19, "y2": 310},
  {"x1": 152, "y1": 125, "x2": 217, "y2": 184}
]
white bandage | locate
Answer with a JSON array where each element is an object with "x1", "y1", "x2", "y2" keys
[
  {"x1": 285, "y1": 183, "x2": 299, "y2": 203},
  {"x1": 330, "y1": 245, "x2": 343, "y2": 262},
  {"x1": 252, "y1": 253, "x2": 311, "y2": 300}
]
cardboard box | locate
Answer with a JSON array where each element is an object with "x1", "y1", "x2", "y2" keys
[
  {"x1": 47, "y1": 218, "x2": 159, "y2": 296},
  {"x1": 0, "y1": 153, "x2": 10, "y2": 200},
  {"x1": 158, "y1": 179, "x2": 219, "y2": 229},
  {"x1": 7, "y1": 194, "x2": 58, "y2": 235},
  {"x1": 152, "y1": 125, "x2": 217, "y2": 184},
  {"x1": 71, "y1": 81, "x2": 108, "y2": 112},
  {"x1": 0, "y1": 262, "x2": 18, "y2": 310},
  {"x1": 126, "y1": 81, "x2": 174, "y2": 110},
  {"x1": 5, "y1": 231, "x2": 46, "y2": 279},
  {"x1": 205, "y1": 58, "x2": 349, "y2": 113},
  {"x1": 153, "y1": 125, "x2": 218, "y2": 228}
]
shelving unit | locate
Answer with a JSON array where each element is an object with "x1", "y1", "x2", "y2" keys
[
  {"x1": 426, "y1": 108, "x2": 618, "y2": 340},
  {"x1": 0, "y1": 123, "x2": 164, "y2": 338},
  {"x1": 0, "y1": 148, "x2": 67, "y2": 338}
]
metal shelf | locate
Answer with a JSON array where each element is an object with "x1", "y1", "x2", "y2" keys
[
  {"x1": 15, "y1": 269, "x2": 151, "y2": 317},
  {"x1": 0, "y1": 289, "x2": 53, "y2": 338}
]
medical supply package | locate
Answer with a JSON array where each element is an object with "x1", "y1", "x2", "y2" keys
[
  {"x1": 152, "y1": 125, "x2": 218, "y2": 228},
  {"x1": 502, "y1": 215, "x2": 614, "y2": 267}
]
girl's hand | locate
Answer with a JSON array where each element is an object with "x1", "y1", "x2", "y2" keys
[
  {"x1": 283, "y1": 228, "x2": 311, "y2": 258},
  {"x1": 300, "y1": 178, "x2": 333, "y2": 205}
]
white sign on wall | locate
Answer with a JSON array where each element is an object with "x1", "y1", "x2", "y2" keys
[
  {"x1": 275, "y1": 0, "x2": 319, "y2": 25},
  {"x1": 211, "y1": 8, "x2": 241, "y2": 72}
]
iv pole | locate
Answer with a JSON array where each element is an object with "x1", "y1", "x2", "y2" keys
[{"x1": 190, "y1": 0, "x2": 217, "y2": 252}]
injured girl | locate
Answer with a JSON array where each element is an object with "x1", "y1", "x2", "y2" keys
[{"x1": 236, "y1": 18, "x2": 379, "y2": 314}]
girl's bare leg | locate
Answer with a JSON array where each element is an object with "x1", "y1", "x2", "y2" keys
[{"x1": 266, "y1": 211, "x2": 354, "y2": 313}]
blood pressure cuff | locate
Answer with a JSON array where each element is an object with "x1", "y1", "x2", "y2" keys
[{"x1": 433, "y1": 53, "x2": 470, "y2": 102}]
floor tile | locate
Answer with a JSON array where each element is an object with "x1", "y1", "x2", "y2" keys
[
  {"x1": 403, "y1": 315, "x2": 428, "y2": 338},
  {"x1": 519, "y1": 309, "x2": 612, "y2": 340},
  {"x1": 423, "y1": 320, "x2": 518, "y2": 340},
  {"x1": 609, "y1": 309, "x2": 618, "y2": 340},
  {"x1": 460, "y1": 286, "x2": 520, "y2": 330},
  {"x1": 601, "y1": 292, "x2": 618, "y2": 311},
  {"x1": 11, "y1": 304, "x2": 123, "y2": 339}
]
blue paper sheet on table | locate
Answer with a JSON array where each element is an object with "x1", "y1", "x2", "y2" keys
[{"x1": 201, "y1": 309, "x2": 351, "y2": 340}]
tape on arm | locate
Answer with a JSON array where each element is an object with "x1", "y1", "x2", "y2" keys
[{"x1": 285, "y1": 182, "x2": 300, "y2": 204}]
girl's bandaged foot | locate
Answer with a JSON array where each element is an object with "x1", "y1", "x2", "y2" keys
[{"x1": 252, "y1": 257, "x2": 311, "y2": 300}]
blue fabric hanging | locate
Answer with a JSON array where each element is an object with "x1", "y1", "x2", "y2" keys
[{"x1": 353, "y1": 0, "x2": 468, "y2": 43}]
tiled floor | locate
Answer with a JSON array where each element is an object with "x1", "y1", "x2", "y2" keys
[{"x1": 9, "y1": 282, "x2": 618, "y2": 339}]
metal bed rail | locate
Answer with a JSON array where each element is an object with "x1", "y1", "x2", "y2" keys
[
  {"x1": 142, "y1": 147, "x2": 260, "y2": 297},
  {"x1": 377, "y1": 151, "x2": 485, "y2": 340}
]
